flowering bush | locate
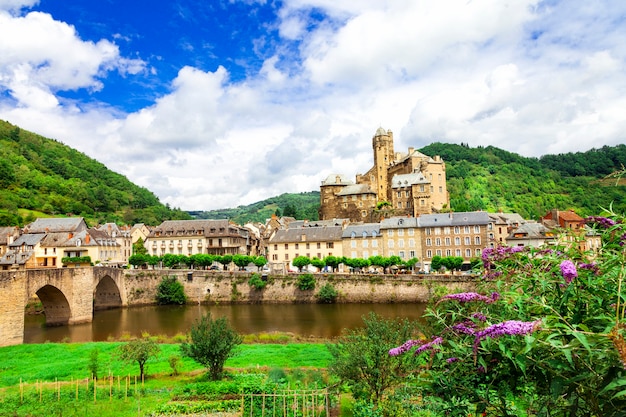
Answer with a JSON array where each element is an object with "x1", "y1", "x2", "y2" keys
[{"x1": 390, "y1": 211, "x2": 626, "y2": 416}]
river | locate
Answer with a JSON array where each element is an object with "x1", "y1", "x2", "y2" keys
[{"x1": 23, "y1": 303, "x2": 427, "y2": 344}]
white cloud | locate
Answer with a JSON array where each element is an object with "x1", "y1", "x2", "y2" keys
[{"x1": 1, "y1": 0, "x2": 625, "y2": 212}]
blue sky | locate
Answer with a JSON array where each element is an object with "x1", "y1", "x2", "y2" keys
[{"x1": 1, "y1": 0, "x2": 625, "y2": 211}]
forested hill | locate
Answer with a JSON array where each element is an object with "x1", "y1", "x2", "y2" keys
[
  {"x1": 420, "y1": 142, "x2": 626, "y2": 219},
  {"x1": 189, "y1": 192, "x2": 321, "y2": 225},
  {"x1": 0, "y1": 120, "x2": 191, "y2": 226}
]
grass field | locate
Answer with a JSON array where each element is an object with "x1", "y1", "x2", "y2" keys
[{"x1": 0, "y1": 341, "x2": 334, "y2": 416}]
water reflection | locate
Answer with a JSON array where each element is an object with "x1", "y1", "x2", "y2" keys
[{"x1": 24, "y1": 303, "x2": 426, "y2": 343}]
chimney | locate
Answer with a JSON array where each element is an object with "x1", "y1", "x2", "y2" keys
[
  {"x1": 68, "y1": 232, "x2": 73, "y2": 239},
  {"x1": 86, "y1": 234, "x2": 91, "y2": 244}
]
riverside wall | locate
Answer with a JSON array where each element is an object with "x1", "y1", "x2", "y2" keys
[{"x1": 122, "y1": 269, "x2": 477, "y2": 305}]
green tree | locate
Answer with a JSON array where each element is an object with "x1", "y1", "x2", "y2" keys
[
  {"x1": 156, "y1": 276, "x2": 187, "y2": 305},
  {"x1": 431, "y1": 255, "x2": 444, "y2": 272},
  {"x1": 296, "y1": 273, "x2": 316, "y2": 291},
  {"x1": 253, "y1": 255, "x2": 267, "y2": 270},
  {"x1": 117, "y1": 337, "x2": 160, "y2": 380},
  {"x1": 327, "y1": 312, "x2": 420, "y2": 405},
  {"x1": 317, "y1": 283, "x2": 338, "y2": 303},
  {"x1": 180, "y1": 313, "x2": 242, "y2": 380},
  {"x1": 132, "y1": 237, "x2": 148, "y2": 255},
  {"x1": 323, "y1": 255, "x2": 342, "y2": 272},
  {"x1": 292, "y1": 255, "x2": 311, "y2": 272}
]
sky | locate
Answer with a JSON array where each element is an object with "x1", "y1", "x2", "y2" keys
[{"x1": 1, "y1": 0, "x2": 625, "y2": 211}]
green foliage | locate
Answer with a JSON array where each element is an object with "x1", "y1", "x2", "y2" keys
[
  {"x1": 292, "y1": 255, "x2": 312, "y2": 271},
  {"x1": 180, "y1": 313, "x2": 242, "y2": 380},
  {"x1": 168, "y1": 354, "x2": 181, "y2": 376},
  {"x1": 296, "y1": 273, "x2": 316, "y2": 291},
  {"x1": 155, "y1": 276, "x2": 187, "y2": 305},
  {"x1": 116, "y1": 337, "x2": 160, "y2": 379},
  {"x1": 248, "y1": 273, "x2": 267, "y2": 290},
  {"x1": 391, "y1": 210, "x2": 626, "y2": 416},
  {"x1": 61, "y1": 255, "x2": 91, "y2": 265},
  {"x1": 316, "y1": 283, "x2": 338, "y2": 303},
  {"x1": 252, "y1": 255, "x2": 267, "y2": 269},
  {"x1": 327, "y1": 312, "x2": 420, "y2": 405},
  {"x1": 88, "y1": 348, "x2": 99, "y2": 380},
  {"x1": 189, "y1": 191, "x2": 320, "y2": 224},
  {"x1": 0, "y1": 121, "x2": 191, "y2": 226},
  {"x1": 132, "y1": 237, "x2": 147, "y2": 255}
]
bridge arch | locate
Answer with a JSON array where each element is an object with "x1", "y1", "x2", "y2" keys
[
  {"x1": 93, "y1": 275, "x2": 123, "y2": 310},
  {"x1": 34, "y1": 284, "x2": 71, "y2": 326}
]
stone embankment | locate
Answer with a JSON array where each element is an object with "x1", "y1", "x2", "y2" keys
[{"x1": 123, "y1": 270, "x2": 477, "y2": 305}]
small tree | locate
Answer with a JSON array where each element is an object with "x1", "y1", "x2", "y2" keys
[
  {"x1": 253, "y1": 256, "x2": 267, "y2": 270},
  {"x1": 296, "y1": 273, "x2": 316, "y2": 291},
  {"x1": 181, "y1": 313, "x2": 242, "y2": 380},
  {"x1": 117, "y1": 337, "x2": 160, "y2": 380},
  {"x1": 88, "y1": 348, "x2": 99, "y2": 380},
  {"x1": 292, "y1": 255, "x2": 311, "y2": 272},
  {"x1": 156, "y1": 276, "x2": 187, "y2": 305},
  {"x1": 132, "y1": 237, "x2": 148, "y2": 255},
  {"x1": 327, "y1": 312, "x2": 420, "y2": 405},
  {"x1": 317, "y1": 283, "x2": 338, "y2": 303}
]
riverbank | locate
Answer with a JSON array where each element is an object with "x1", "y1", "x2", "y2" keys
[{"x1": 124, "y1": 270, "x2": 477, "y2": 305}]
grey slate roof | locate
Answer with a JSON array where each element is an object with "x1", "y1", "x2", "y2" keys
[
  {"x1": 419, "y1": 212, "x2": 491, "y2": 227},
  {"x1": 391, "y1": 171, "x2": 429, "y2": 188},
  {"x1": 342, "y1": 223, "x2": 380, "y2": 238},
  {"x1": 9, "y1": 233, "x2": 45, "y2": 248},
  {"x1": 336, "y1": 184, "x2": 375, "y2": 196},
  {"x1": 270, "y1": 226, "x2": 343, "y2": 243},
  {"x1": 380, "y1": 217, "x2": 420, "y2": 229},
  {"x1": 290, "y1": 219, "x2": 349, "y2": 228},
  {"x1": 25, "y1": 217, "x2": 86, "y2": 233},
  {"x1": 321, "y1": 174, "x2": 354, "y2": 186},
  {"x1": 508, "y1": 222, "x2": 552, "y2": 239},
  {"x1": 488, "y1": 213, "x2": 526, "y2": 225}
]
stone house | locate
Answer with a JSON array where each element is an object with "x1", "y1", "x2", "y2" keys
[
  {"x1": 342, "y1": 223, "x2": 382, "y2": 261},
  {"x1": 379, "y1": 217, "x2": 421, "y2": 263},
  {"x1": 145, "y1": 219, "x2": 258, "y2": 258}
]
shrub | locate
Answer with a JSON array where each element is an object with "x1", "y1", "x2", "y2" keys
[
  {"x1": 317, "y1": 283, "x2": 338, "y2": 303},
  {"x1": 117, "y1": 337, "x2": 160, "y2": 380},
  {"x1": 156, "y1": 275, "x2": 187, "y2": 305},
  {"x1": 296, "y1": 273, "x2": 316, "y2": 291},
  {"x1": 248, "y1": 273, "x2": 267, "y2": 290},
  {"x1": 181, "y1": 313, "x2": 242, "y2": 380}
]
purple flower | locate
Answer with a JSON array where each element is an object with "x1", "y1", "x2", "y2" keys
[
  {"x1": 389, "y1": 339, "x2": 422, "y2": 356},
  {"x1": 560, "y1": 260, "x2": 578, "y2": 284},
  {"x1": 585, "y1": 216, "x2": 617, "y2": 228},
  {"x1": 438, "y1": 292, "x2": 500, "y2": 304},
  {"x1": 579, "y1": 262, "x2": 600, "y2": 274},
  {"x1": 451, "y1": 322, "x2": 476, "y2": 335},
  {"x1": 446, "y1": 357, "x2": 459, "y2": 364},
  {"x1": 472, "y1": 312, "x2": 487, "y2": 322},
  {"x1": 414, "y1": 337, "x2": 443, "y2": 354},
  {"x1": 474, "y1": 320, "x2": 542, "y2": 351}
]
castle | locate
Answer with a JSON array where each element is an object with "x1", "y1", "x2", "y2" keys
[{"x1": 319, "y1": 128, "x2": 449, "y2": 222}]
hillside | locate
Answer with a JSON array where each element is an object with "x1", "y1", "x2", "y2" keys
[
  {"x1": 421, "y1": 142, "x2": 626, "y2": 219},
  {"x1": 197, "y1": 143, "x2": 626, "y2": 223},
  {"x1": 0, "y1": 120, "x2": 191, "y2": 226},
  {"x1": 189, "y1": 191, "x2": 321, "y2": 224}
]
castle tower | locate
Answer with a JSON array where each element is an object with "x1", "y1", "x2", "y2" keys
[{"x1": 372, "y1": 128, "x2": 394, "y2": 202}]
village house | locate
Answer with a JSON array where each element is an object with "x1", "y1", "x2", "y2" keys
[
  {"x1": 379, "y1": 217, "x2": 421, "y2": 263},
  {"x1": 145, "y1": 219, "x2": 259, "y2": 258},
  {"x1": 342, "y1": 223, "x2": 382, "y2": 261}
]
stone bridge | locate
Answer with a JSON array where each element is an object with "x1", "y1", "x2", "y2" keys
[{"x1": 0, "y1": 267, "x2": 127, "y2": 346}]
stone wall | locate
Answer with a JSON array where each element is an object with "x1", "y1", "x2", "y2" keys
[{"x1": 122, "y1": 270, "x2": 476, "y2": 306}]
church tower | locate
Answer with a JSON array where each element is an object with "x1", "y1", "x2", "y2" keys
[{"x1": 372, "y1": 127, "x2": 394, "y2": 202}]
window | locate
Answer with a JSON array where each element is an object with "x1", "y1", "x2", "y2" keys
[
  {"x1": 398, "y1": 239, "x2": 404, "y2": 247},
  {"x1": 476, "y1": 249, "x2": 482, "y2": 256},
  {"x1": 372, "y1": 240, "x2": 378, "y2": 247},
  {"x1": 388, "y1": 230, "x2": 394, "y2": 237},
  {"x1": 397, "y1": 202, "x2": 402, "y2": 208},
  {"x1": 474, "y1": 225, "x2": 480, "y2": 233},
  {"x1": 272, "y1": 254, "x2": 278, "y2": 260},
  {"x1": 434, "y1": 227, "x2": 441, "y2": 235},
  {"x1": 409, "y1": 250, "x2": 416, "y2": 258},
  {"x1": 351, "y1": 232, "x2": 356, "y2": 238},
  {"x1": 455, "y1": 237, "x2": 461, "y2": 245},
  {"x1": 456, "y1": 249, "x2": 461, "y2": 257},
  {"x1": 405, "y1": 190, "x2": 410, "y2": 197},
  {"x1": 285, "y1": 254, "x2": 289, "y2": 260},
  {"x1": 408, "y1": 238, "x2": 415, "y2": 247},
  {"x1": 388, "y1": 240, "x2": 395, "y2": 248},
  {"x1": 426, "y1": 250, "x2": 432, "y2": 258},
  {"x1": 326, "y1": 242, "x2": 334, "y2": 248},
  {"x1": 446, "y1": 249, "x2": 451, "y2": 256},
  {"x1": 466, "y1": 249, "x2": 472, "y2": 257},
  {"x1": 435, "y1": 237, "x2": 441, "y2": 246},
  {"x1": 420, "y1": 185, "x2": 425, "y2": 192},
  {"x1": 464, "y1": 226, "x2": 470, "y2": 233},
  {"x1": 444, "y1": 227, "x2": 450, "y2": 234},
  {"x1": 284, "y1": 244, "x2": 288, "y2": 250},
  {"x1": 426, "y1": 228, "x2": 431, "y2": 236},
  {"x1": 436, "y1": 249, "x2": 442, "y2": 256},
  {"x1": 475, "y1": 236, "x2": 481, "y2": 245},
  {"x1": 306, "y1": 243, "x2": 310, "y2": 249},
  {"x1": 399, "y1": 251, "x2": 405, "y2": 259},
  {"x1": 362, "y1": 240, "x2": 369, "y2": 248},
  {"x1": 317, "y1": 242, "x2": 321, "y2": 249},
  {"x1": 295, "y1": 243, "x2": 299, "y2": 249},
  {"x1": 363, "y1": 250, "x2": 369, "y2": 258},
  {"x1": 351, "y1": 240, "x2": 356, "y2": 248},
  {"x1": 426, "y1": 238, "x2": 432, "y2": 246},
  {"x1": 398, "y1": 229, "x2": 404, "y2": 236},
  {"x1": 408, "y1": 229, "x2": 414, "y2": 236},
  {"x1": 465, "y1": 237, "x2": 470, "y2": 245},
  {"x1": 445, "y1": 237, "x2": 451, "y2": 245},
  {"x1": 363, "y1": 231, "x2": 368, "y2": 239}
]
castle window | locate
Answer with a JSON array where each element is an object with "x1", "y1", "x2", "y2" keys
[
  {"x1": 455, "y1": 237, "x2": 461, "y2": 245},
  {"x1": 465, "y1": 237, "x2": 471, "y2": 245},
  {"x1": 475, "y1": 236, "x2": 481, "y2": 245},
  {"x1": 474, "y1": 225, "x2": 480, "y2": 233},
  {"x1": 420, "y1": 185, "x2": 425, "y2": 192},
  {"x1": 426, "y1": 238, "x2": 432, "y2": 246},
  {"x1": 361, "y1": 211, "x2": 367, "y2": 217},
  {"x1": 397, "y1": 202, "x2": 402, "y2": 208},
  {"x1": 435, "y1": 238, "x2": 441, "y2": 246}
]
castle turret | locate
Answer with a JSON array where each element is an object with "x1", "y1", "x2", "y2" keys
[{"x1": 372, "y1": 128, "x2": 394, "y2": 202}]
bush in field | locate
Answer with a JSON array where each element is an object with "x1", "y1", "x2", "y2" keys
[
  {"x1": 156, "y1": 275, "x2": 187, "y2": 305},
  {"x1": 181, "y1": 313, "x2": 242, "y2": 380},
  {"x1": 88, "y1": 348, "x2": 99, "y2": 380},
  {"x1": 390, "y1": 210, "x2": 626, "y2": 416},
  {"x1": 327, "y1": 312, "x2": 421, "y2": 405},
  {"x1": 117, "y1": 337, "x2": 160, "y2": 380},
  {"x1": 316, "y1": 283, "x2": 338, "y2": 303},
  {"x1": 296, "y1": 273, "x2": 316, "y2": 291}
]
